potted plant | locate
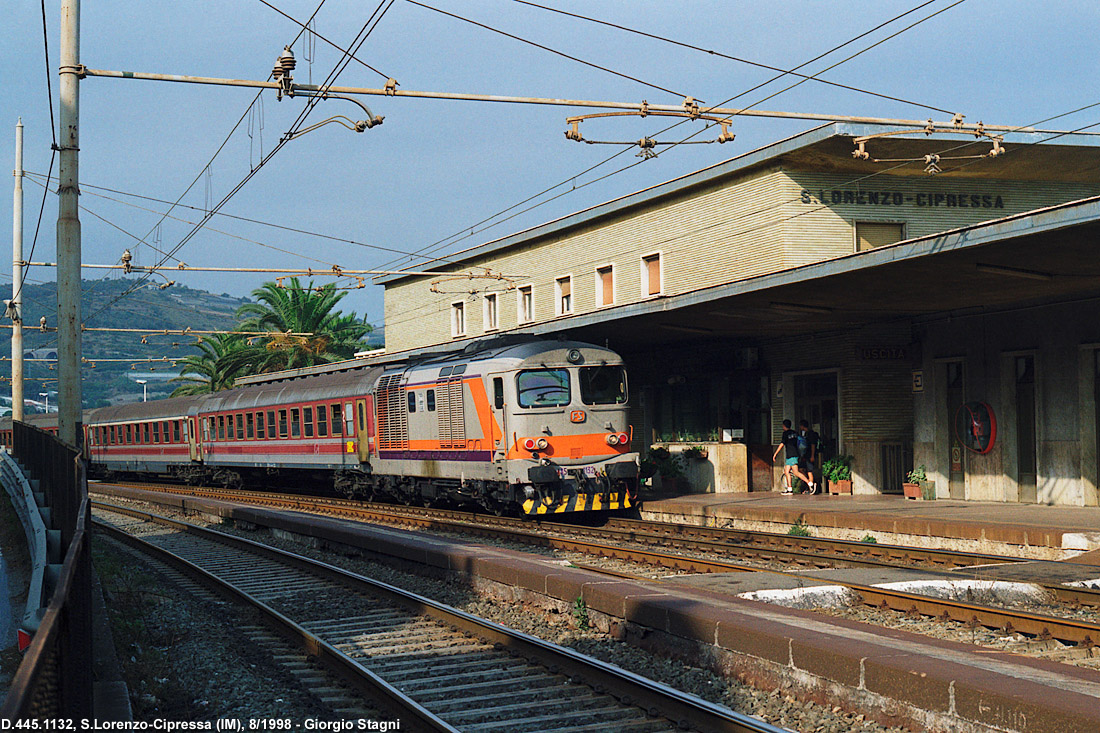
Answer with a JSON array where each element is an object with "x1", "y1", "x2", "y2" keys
[
  {"x1": 682, "y1": 445, "x2": 709, "y2": 460},
  {"x1": 822, "y1": 454, "x2": 853, "y2": 494},
  {"x1": 903, "y1": 465, "x2": 929, "y2": 500},
  {"x1": 646, "y1": 447, "x2": 685, "y2": 492}
]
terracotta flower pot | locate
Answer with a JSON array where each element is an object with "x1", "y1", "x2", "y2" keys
[
  {"x1": 830, "y1": 479, "x2": 852, "y2": 494},
  {"x1": 902, "y1": 482, "x2": 922, "y2": 499}
]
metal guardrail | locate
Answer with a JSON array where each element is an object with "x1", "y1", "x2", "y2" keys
[
  {"x1": 0, "y1": 423, "x2": 92, "y2": 720},
  {"x1": 0, "y1": 452, "x2": 51, "y2": 634}
]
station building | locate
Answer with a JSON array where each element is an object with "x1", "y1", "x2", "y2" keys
[{"x1": 379, "y1": 122, "x2": 1100, "y2": 505}]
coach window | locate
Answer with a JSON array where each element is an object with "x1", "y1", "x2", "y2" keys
[
  {"x1": 236, "y1": 414, "x2": 245, "y2": 440},
  {"x1": 332, "y1": 403, "x2": 343, "y2": 435},
  {"x1": 290, "y1": 409, "x2": 300, "y2": 438},
  {"x1": 317, "y1": 405, "x2": 329, "y2": 437},
  {"x1": 126, "y1": 424, "x2": 134, "y2": 444},
  {"x1": 108, "y1": 426, "x2": 115, "y2": 444},
  {"x1": 143, "y1": 423, "x2": 151, "y2": 443},
  {"x1": 228, "y1": 415, "x2": 236, "y2": 440},
  {"x1": 255, "y1": 412, "x2": 265, "y2": 439},
  {"x1": 304, "y1": 407, "x2": 315, "y2": 438},
  {"x1": 245, "y1": 413, "x2": 254, "y2": 439},
  {"x1": 408, "y1": 392, "x2": 417, "y2": 413},
  {"x1": 493, "y1": 377, "x2": 505, "y2": 409},
  {"x1": 426, "y1": 389, "x2": 436, "y2": 412},
  {"x1": 218, "y1": 416, "x2": 226, "y2": 440},
  {"x1": 267, "y1": 411, "x2": 277, "y2": 438},
  {"x1": 152, "y1": 422, "x2": 161, "y2": 443},
  {"x1": 163, "y1": 421, "x2": 171, "y2": 441},
  {"x1": 173, "y1": 421, "x2": 181, "y2": 443},
  {"x1": 207, "y1": 418, "x2": 215, "y2": 441}
]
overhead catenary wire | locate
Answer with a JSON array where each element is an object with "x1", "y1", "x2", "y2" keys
[
  {"x1": 510, "y1": 0, "x2": 956, "y2": 116},
  {"x1": 379, "y1": 102, "x2": 1100, "y2": 333},
  {"x1": 405, "y1": 0, "x2": 695, "y2": 102},
  {"x1": 377, "y1": 0, "x2": 964, "y2": 273},
  {"x1": 75, "y1": 0, "x2": 339, "y2": 324}
]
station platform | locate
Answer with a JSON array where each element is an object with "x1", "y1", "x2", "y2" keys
[{"x1": 638, "y1": 491, "x2": 1100, "y2": 559}]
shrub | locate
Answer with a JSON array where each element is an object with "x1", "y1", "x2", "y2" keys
[
  {"x1": 788, "y1": 521, "x2": 812, "y2": 537},
  {"x1": 821, "y1": 454, "x2": 853, "y2": 482},
  {"x1": 906, "y1": 464, "x2": 927, "y2": 483}
]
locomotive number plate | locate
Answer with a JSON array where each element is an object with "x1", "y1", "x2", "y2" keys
[
  {"x1": 583, "y1": 466, "x2": 597, "y2": 477},
  {"x1": 557, "y1": 468, "x2": 569, "y2": 479}
]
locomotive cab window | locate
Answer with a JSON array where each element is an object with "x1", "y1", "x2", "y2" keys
[
  {"x1": 580, "y1": 365, "x2": 628, "y2": 405},
  {"x1": 516, "y1": 369, "x2": 570, "y2": 408}
]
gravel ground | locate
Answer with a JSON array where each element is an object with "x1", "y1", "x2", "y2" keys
[{"x1": 95, "y1": 497, "x2": 912, "y2": 733}]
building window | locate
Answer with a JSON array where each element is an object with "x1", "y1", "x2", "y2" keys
[
  {"x1": 483, "y1": 293, "x2": 498, "y2": 331},
  {"x1": 451, "y1": 301, "x2": 466, "y2": 337},
  {"x1": 856, "y1": 221, "x2": 904, "y2": 251},
  {"x1": 596, "y1": 265, "x2": 614, "y2": 307},
  {"x1": 518, "y1": 285, "x2": 534, "y2": 323},
  {"x1": 555, "y1": 276, "x2": 573, "y2": 315},
  {"x1": 642, "y1": 253, "x2": 662, "y2": 296}
]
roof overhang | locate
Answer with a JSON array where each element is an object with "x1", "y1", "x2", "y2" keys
[{"x1": 497, "y1": 195, "x2": 1100, "y2": 348}]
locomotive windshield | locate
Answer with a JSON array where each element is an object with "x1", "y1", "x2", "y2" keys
[
  {"x1": 580, "y1": 365, "x2": 628, "y2": 405},
  {"x1": 516, "y1": 369, "x2": 571, "y2": 408}
]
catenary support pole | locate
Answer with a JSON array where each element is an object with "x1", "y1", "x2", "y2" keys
[
  {"x1": 12, "y1": 120, "x2": 24, "y2": 422},
  {"x1": 57, "y1": 0, "x2": 81, "y2": 445}
]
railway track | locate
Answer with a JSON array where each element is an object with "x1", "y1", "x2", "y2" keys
[
  {"x1": 93, "y1": 501, "x2": 786, "y2": 733},
  {"x1": 96, "y1": 481, "x2": 1029, "y2": 569}
]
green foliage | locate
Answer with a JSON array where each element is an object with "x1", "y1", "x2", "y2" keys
[
  {"x1": 860, "y1": 534, "x2": 878, "y2": 543},
  {"x1": 821, "y1": 454, "x2": 853, "y2": 482},
  {"x1": 572, "y1": 596, "x2": 589, "y2": 630},
  {"x1": 643, "y1": 446, "x2": 684, "y2": 480},
  {"x1": 682, "y1": 445, "x2": 708, "y2": 460},
  {"x1": 219, "y1": 278, "x2": 374, "y2": 375},
  {"x1": 906, "y1": 464, "x2": 928, "y2": 483},
  {"x1": 788, "y1": 520, "x2": 812, "y2": 537},
  {"x1": 169, "y1": 333, "x2": 248, "y2": 396}
]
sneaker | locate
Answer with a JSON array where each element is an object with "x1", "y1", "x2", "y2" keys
[
  {"x1": 781, "y1": 489, "x2": 794, "y2": 495},
  {"x1": 810, "y1": 483, "x2": 820, "y2": 495}
]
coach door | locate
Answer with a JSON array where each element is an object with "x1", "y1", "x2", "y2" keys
[
  {"x1": 187, "y1": 417, "x2": 201, "y2": 461},
  {"x1": 355, "y1": 399, "x2": 371, "y2": 462},
  {"x1": 489, "y1": 373, "x2": 507, "y2": 462}
]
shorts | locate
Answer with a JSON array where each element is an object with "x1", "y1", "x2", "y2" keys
[{"x1": 784, "y1": 457, "x2": 799, "y2": 467}]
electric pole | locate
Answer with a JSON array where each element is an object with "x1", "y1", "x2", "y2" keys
[
  {"x1": 11, "y1": 120, "x2": 24, "y2": 422},
  {"x1": 57, "y1": 0, "x2": 81, "y2": 445}
]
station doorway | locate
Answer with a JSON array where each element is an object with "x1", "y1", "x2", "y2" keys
[{"x1": 792, "y1": 371, "x2": 839, "y2": 456}]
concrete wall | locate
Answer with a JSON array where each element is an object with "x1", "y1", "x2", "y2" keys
[{"x1": 913, "y1": 300, "x2": 1100, "y2": 506}]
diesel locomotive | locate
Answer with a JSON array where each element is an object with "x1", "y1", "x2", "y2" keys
[{"x1": 1, "y1": 336, "x2": 639, "y2": 515}]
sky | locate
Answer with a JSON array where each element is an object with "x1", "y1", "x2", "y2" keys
[{"x1": 3, "y1": 0, "x2": 1099, "y2": 338}]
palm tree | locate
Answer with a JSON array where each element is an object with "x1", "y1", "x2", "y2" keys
[
  {"x1": 168, "y1": 333, "x2": 248, "y2": 396},
  {"x1": 222, "y1": 278, "x2": 373, "y2": 375}
]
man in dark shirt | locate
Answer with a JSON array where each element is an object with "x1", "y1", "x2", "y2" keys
[
  {"x1": 799, "y1": 419, "x2": 821, "y2": 495},
  {"x1": 772, "y1": 419, "x2": 813, "y2": 494}
]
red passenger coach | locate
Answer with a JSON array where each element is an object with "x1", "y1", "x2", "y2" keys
[{"x1": 4, "y1": 336, "x2": 640, "y2": 516}]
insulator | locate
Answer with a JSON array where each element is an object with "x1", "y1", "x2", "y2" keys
[{"x1": 279, "y1": 46, "x2": 296, "y2": 72}]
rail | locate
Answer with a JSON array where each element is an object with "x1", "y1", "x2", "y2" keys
[{"x1": 0, "y1": 423, "x2": 92, "y2": 719}]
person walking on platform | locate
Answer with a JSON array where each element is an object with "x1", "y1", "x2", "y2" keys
[
  {"x1": 772, "y1": 419, "x2": 813, "y2": 494},
  {"x1": 799, "y1": 419, "x2": 822, "y2": 495}
]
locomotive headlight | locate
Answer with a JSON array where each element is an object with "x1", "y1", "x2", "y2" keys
[
  {"x1": 536, "y1": 438, "x2": 549, "y2": 450},
  {"x1": 566, "y1": 348, "x2": 583, "y2": 363},
  {"x1": 523, "y1": 438, "x2": 537, "y2": 451},
  {"x1": 618, "y1": 433, "x2": 629, "y2": 446},
  {"x1": 606, "y1": 433, "x2": 620, "y2": 446}
]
